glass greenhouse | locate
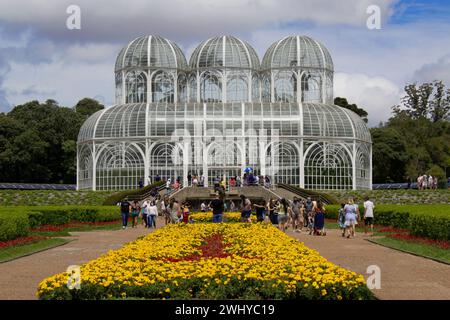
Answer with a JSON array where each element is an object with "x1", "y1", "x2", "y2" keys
[{"x1": 77, "y1": 35, "x2": 372, "y2": 190}]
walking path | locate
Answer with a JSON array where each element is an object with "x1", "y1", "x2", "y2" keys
[
  {"x1": 288, "y1": 229, "x2": 450, "y2": 300},
  {"x1": 1, "y1": 220, "x2": 449, "y2": 300},
  {"x1": 0, "y1": 218, "x2": 164, "y2": 300}
]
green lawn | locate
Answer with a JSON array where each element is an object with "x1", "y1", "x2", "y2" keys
[
  {"x1": 369, "y1": 236, "x2": 450, "y2": 264},
  {"x1": 0, "y1": 238, "x2": 71, "y2": 263}
]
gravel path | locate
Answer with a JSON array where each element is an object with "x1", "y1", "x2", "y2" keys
[
  {"x1": 1, "y1": 220, "x2": 449, "y2": 300},
  {"x1": 0, "y1": 218, "x2": 165, "y2": 300},
  {"x1": 288, "y1": 228, "x2": 450, "y2": 300}
]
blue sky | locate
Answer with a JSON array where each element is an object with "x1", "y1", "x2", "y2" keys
[{"x1": 0, "y1": 0, "x2": 450, "y2": 126}]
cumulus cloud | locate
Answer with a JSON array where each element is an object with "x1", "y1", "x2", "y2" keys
[
  {"x1": 0, "y1": 0, "x2": 396, "y2": 43},
  {"x1": 412, "y1": 54, "x2": 450, "y2": 85},
  {"x1": 334, "y1": 72, "x2": 402, "y2": 127}
]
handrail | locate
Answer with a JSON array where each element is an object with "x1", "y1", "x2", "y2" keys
[{"x1": 276, "y1": 183, "x2": 334, "y2": 205}]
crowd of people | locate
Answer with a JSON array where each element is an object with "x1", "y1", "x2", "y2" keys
[
  {"x1": 118, "y1": 190, "x2": 376, "y2": 240},
  {"x1": 417, "y1": 174, "x2": 438, "y2": 190}
]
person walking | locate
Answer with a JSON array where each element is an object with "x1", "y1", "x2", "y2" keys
[
  {"x1": 338, "y1": 203, "x2": 346, "y2": 237},
  {"x1": 170, "y1": 199, "x2": 180, "y2": 224},
  {"x1": 313, "y1": 201, "x2": 325, "y2": 236},
  {"x1": 291, "y1": 197, "x2": 302, "y2": 232},
  {"x1": 363, "y1": 196, "x2": 375, "y2": 236},
  {"x1": 131, "y1": 200, "x2": 140, "y2": 228},
  {"x1": 253, "y1": 200, "x2": 266, "y2": 222},
  {"x1": 141, "y1": 199, "x2": 149, "y2": 228},
  {"x1": 344, "y1": 198, "x2": 359, "y2": 238},
  {"x1": 277, "y1": 198, "x2": 290, "y2": 232},
  {"x1": 304, "y1": 197, "x2": 313, "y2": 229},
  {"x1": 119, "y1": 197, "x2": 131, "y2": 229},
  {"x1": 148, "y1": 200, "x2": 158, "y2": 228},
  {"x1": 267, "y1": 198, "x2": 277, "y2": 225},
  {"x1": 240, "y1": 195, "x2": 252, "y2": 222},
  {"x1": 161, "y1": 198, "x2": 171, "y2": 225},
  {"x1": 209, "y1": 193, "x2": 225, "y2": 223}
]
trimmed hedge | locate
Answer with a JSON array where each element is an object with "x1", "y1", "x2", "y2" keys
[
  {"x1": 0, "y1": 206, "x2": 118, "y2": 241},
  {"x1": 102, "y1": 181, "x2": 165, "y2": 205},
  {"x1": 0, "y1": 213, "x2": 30, "y2": 241},
  {"x1": 324, "y1": 204, "x2": 450, "y2": 240}
]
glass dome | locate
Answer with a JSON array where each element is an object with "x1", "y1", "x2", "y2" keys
[
  {"x1": 115, "y1": 35, "x2": 188, "y2": 71},
  {"x1": 189, "y1": 35, "x2": 260, "y2": 69},
  {"x1": 262, "y1": 35, "x2": 333, "y2": 71}
]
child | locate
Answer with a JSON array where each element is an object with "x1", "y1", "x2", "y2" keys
[
  {"x1": 307, "y1": 210, "x2": 315, "y2": 235},
  {"x1": 338, "y1": 203, "x2": 346, "y2": 237},
  {"x1": 181, "y1": 202, "x2": 190, "y2": 224}
]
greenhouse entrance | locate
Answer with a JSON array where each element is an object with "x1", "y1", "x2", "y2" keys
[{"x1": 207, "y1": 166, "x2": 241, "y2": 186}]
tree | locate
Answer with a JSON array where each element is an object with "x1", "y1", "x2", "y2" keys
[
  {"x1": 74, "y1": 98, "x2": 104, "y2": 119},
  {"x1": 370, "y1": 127, "x2": 408, "y2": 183},
  {"x1": 0, "y1": 98, "x2": 103, "y2": 184},
  {"x1": 393, "y1": 81, "x2": 450, "y2": 121},
  {"x1": 334, "y1": 97, "x2": 368, "y2": 123}
]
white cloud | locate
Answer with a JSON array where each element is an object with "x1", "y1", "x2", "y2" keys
[{"x1": 334, "y1": 72, "x2": 402, "y2": 126}]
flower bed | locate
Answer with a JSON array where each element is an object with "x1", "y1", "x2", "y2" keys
[
  {"x1": 0, "y1": 236, "x2": 48, "y2": 249},
  {"x1": 31, "y1": 220, "x2": 121, "y2": 233},
  {"x1": 190, "y1": 211, "x2": 256, "y2": 223},
  {"x1": 37, "y1": 223, "x2": 373, "y2": 300}
]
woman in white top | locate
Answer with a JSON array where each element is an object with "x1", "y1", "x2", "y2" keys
[{"x1": 148, "y1": 201, "x2": 158, "y2": 228}]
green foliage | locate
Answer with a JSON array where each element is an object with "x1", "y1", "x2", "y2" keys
[
  {"x1": 73, "y1": 98, "x2": 104, "y2": 118},
  {"x1": 324, "y1": 204, "x2": 450, "y2": 240},
  {"x1": 0, "y1": 98, "x2": 103, "y2": 184},
  {"x1": 334, "y1": 97, "x2": 368, "y2": 123},
  {"x1": 0, "y1": 206, "x2": 118, "y2": 237},
  {"x1": 0, "y1": 213, "x2": 30, "y2": 241},
  {"x1": 372, "y1": 81, "x2": 450, "y2": 183},
  {"x1": 102, "y1": 181, "x2": 164, "y2": 205}
]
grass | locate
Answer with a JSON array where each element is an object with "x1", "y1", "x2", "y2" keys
[
  {"x1": 0, "y1": 238, "x2": 71, "y2": 263},
  {"x1": 369, "y1": 236, "x2": 450, "y2": 264}
]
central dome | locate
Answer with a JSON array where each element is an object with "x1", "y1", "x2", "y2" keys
[{"x1": 189, "y1": 35, "x2": 260, "y2": 69}]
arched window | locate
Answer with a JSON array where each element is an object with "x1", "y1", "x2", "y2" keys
[
  {"x1": 261, "y1": 73, "x2": 271, "y2": 102},
  {"x1": 266, "y1": 142, "x2": 300, "y2": 186},
  {"x1": 152, "y1": 71, "x2": 174, "y2": 103},
  {"x1": 150, "y1": 143, "x2": 183, "y2": 182},
  {"x1": 304, "y1": 143, "x2": 352, "y2": 189},
  {"x1": 252, "y1": 73, "x2": 260, "y2": 102},
  {"x1": 177, "y1": 73, "x2": 188, "y2": 103},
  {"x1": 77, "y1": 144, "x2": 93, "y2": 190},
  {"x1": 227, "y1": 74, "x2": 248, "y2": 102},
  {"x1": 301, "y1": 73, "x2": 321, "y2": 103},
  {"x1": 200, "y1": 71, "x2": 222, "y2": 102},
  {"x1": 274, "y1": 71, "x2": 296, "y2": 102},
  {"x1": 188, "y1": 74, "x2": 197, "y2": 102},
  {"x1": 115, "y1": 73, "x2": 123, "y2": 104},
  {"x1": 95, "y1": 143, "x2": 145, "y2": 190},
  {"x1": 125, "y1": 71, "x2": 147, "y2": 103}
]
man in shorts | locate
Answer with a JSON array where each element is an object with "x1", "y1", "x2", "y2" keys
[{"x1": 363, "y1": 196, "x2": 375, "y2": 236}]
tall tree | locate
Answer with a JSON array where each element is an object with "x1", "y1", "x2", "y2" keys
[{"x1": 74, "y1": 98, "x2": 104, "y2": 119}]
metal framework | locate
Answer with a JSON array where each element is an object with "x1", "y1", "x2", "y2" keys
[{"x1": 77, "y1": 35, "x2": 372, "y2": 190}]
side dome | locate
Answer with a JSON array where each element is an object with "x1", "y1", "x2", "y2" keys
[
  {"x1": 77, "y1": 104, "x2": 147, "y2": 143},
  {"x1": 189, "y1": 35, "x2": 260, "y2": 69},
  {"x1": 115, "y1": 35, "x2": 188, "y2": 71},
  {"x1": 262, "y1": 36, "x2": 333, "y2": 72},
  {"x1": 302, "y1": 103, "x2": 371, "y2": 143}
]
